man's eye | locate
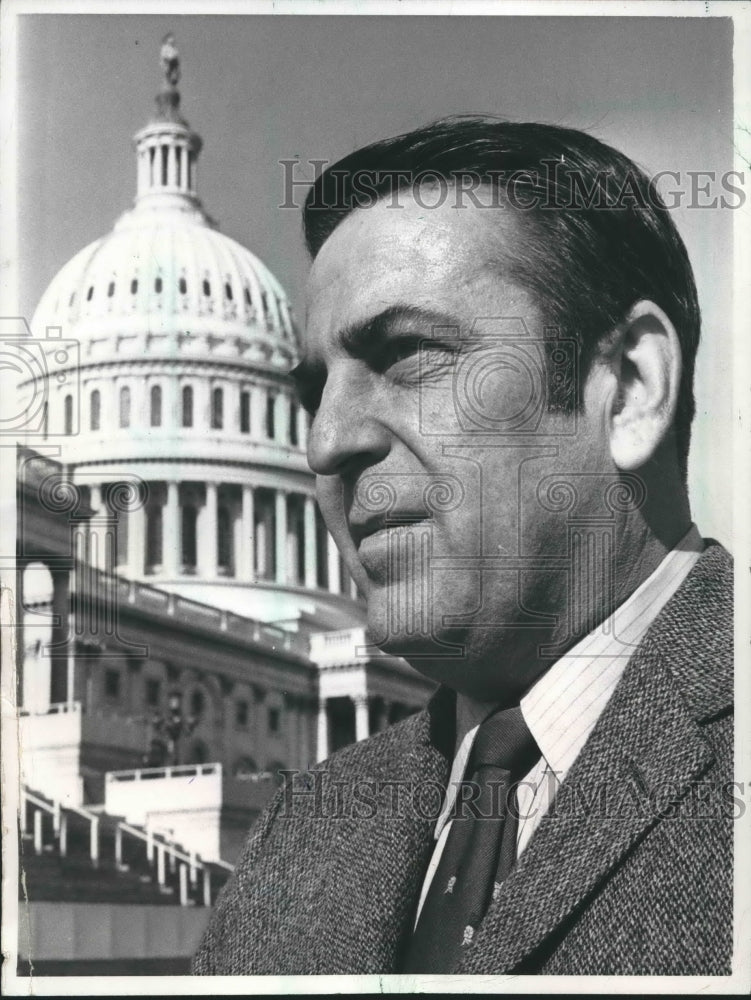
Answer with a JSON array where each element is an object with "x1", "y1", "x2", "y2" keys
[
  {"x1": 376, "y1": 337, "x2": 457, "y2": 379},
  {"x1": 380, "y1": 337, "x2": 422, "y2": 368}
]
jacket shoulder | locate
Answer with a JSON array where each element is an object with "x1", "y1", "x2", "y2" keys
[{"x1": 641, "y1": 540, "x2": 733, "y2": 722}]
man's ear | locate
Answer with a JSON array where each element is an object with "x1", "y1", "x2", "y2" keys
[{"x1": 607, "y1": 300, "x2": 682, "y2": 471}]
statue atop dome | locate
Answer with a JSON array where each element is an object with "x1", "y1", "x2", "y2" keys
[
  {"x1": 160, "y1": 33, "x2": 180, "y2": 89},
  {"x1": 153, "y1": 33, "x2": 187, "y2": 125}
]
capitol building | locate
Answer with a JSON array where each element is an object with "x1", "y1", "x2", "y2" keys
[
  {"x1": 14, "y1": 39, "x2": 432, "y2": 975},
  {"x1": 29, "y1": 38, "x2": 357, "y2": 627}
]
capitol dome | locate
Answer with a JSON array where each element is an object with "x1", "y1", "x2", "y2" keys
[
  {"x1": 22, "y1": 39, "x2": 362, "y2": 629},
  {"x1": 32, "y1": 219, "x2": 298, "y2": 369}
]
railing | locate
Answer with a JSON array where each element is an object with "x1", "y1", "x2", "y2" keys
[
  {"x1": 19, "y1": 701, "x2": 81, "y2": 718},
  {"x1": 106, "y1": 762, "x2": 221, "y2": 783},
  {"x1": 21, "y1": 788, "x2": 99, "y2": 864},
  {"x1": 115, "y1": 820, "x2": 232, "y2": 906},
  {"x1": 309, "y1": 627, "x2": 369, "y2": 665},
  {"x1": 81, "y1": 564, "x2": 307, "y2": 656},
  {"x1": 20, "y1": 784, "x2": 232, "y2": 907}
]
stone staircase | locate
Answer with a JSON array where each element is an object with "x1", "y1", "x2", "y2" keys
[{"x1": 19, "y1": 786, "x2": 232, "y2": 908}]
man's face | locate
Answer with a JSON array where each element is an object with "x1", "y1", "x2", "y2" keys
[{"x1": 300, "y1": 189, "x2": 615, "y2": 702}]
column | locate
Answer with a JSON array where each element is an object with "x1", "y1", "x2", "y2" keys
[
  {"x1": 240, "y1": 485, "x2": 255, "y2": 582},
  {"x1": 128, "y1": 502, "x2": 146, "y2": 577},
  {"x1": 316, "y1": 698, "x2": 329, "y2": 761},
  {"x1": 199, "y1": 482, "x2": 218, "y2": 578},
  {"x1": 252, "y1": 385, "x2": 266, "y2": 438},
  {"x1": 50, "y1": 570, "x2": 70, "y2": 705},
  {"x1": 327, "y1": 534, "x2": 341, "y2": 594},
  {"x1": 353, "y1": 695, "x2": 370, "y2": 742},
  {"x1": 88, "y1": 484, "x2": 104, "y2": 571},
  {"x1": 178, "y1": 146, "x2": 187, "y2": 191},
  {"x1": 256, "y1": 506, "x2": 267, "y2": 579},
  {"x1": 167, "y1": 144, "x2": 177, "y2": 187},
  {"x1": 275, "y1": 490, "x2": 288, "y2": 585},
  {"x1": 275, "y1": 393, "x2": 289, "y2": 444},
  {"x1": 304, "y1": 496, "x2": 317, "y2": 589},
  {"x1": 163, "y1": 481, "x2": 179, "y2": 576}
]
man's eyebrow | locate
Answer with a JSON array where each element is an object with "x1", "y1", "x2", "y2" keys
[
  {"x1": 288, "y1": 305, "x2": 463, "y2": 410},
  {"x1": 339, "y1": 304, "x2": 462, "y2": 357}
]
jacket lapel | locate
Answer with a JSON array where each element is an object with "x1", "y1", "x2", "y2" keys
[
  {"x1": 319, "y1": 684, "x2": 454, "y2": 971},
  {"x1": 455, "y1": 641, "x2": 717, "y2": 974}
]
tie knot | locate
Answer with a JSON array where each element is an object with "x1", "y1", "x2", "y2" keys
[{"x1": 469, "y1": 705, "x2": 540, "y2": 780}]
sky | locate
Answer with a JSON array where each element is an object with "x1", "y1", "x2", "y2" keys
[{"x1": 14, "y1": 10, "x2": 736, "y2": 543}]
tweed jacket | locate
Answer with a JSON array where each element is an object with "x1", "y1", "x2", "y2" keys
[{"x1": 194, "y1": 541, "x2": 733, "y2": 976}]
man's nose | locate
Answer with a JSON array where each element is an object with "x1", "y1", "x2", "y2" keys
[{"x1": 307, "y1": 371, "x2": 390, "y2": 477}]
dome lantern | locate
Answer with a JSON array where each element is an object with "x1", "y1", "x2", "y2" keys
[{"x1": 132, "y1": 34, "x2": 204, "y2": 209}]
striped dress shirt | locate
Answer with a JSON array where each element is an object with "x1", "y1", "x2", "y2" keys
[{"x1": 414, "y1": 524, "x2": 705, "y2": 923}]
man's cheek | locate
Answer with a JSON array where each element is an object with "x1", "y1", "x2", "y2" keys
[
  {"x1": 315, "y1": 477, "x2": 345, "y2": 536},
  {"x1": 316, "y1": 476, "x2": 367, "y2": 585}
]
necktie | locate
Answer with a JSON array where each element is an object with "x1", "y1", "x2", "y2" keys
[{"x1": 401, "y1": 705, "x2": 540, "y2": 973}]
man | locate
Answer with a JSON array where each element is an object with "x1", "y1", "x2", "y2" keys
[{"x1": 194, "y1": 118, "x2": 733, "y2": 976}]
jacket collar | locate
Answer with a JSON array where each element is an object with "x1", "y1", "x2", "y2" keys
[{"x1": 452, "y1": 541, "x2": 732, "y2": 973}]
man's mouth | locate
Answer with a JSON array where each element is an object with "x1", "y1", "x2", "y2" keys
[{"x1": 349, "y1": 513, "x2": 431, "y2": 548}]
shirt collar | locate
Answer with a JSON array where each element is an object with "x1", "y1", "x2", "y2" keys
[{"x1": 435, "y1": 524, "x2": 704, "y2": 840}]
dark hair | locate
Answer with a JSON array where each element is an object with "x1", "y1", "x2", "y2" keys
[{"x1": 302, "y1": 116, "x2": 700, "y2": 476}]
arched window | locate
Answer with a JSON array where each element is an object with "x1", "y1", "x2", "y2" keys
[
  {"x1": 90, "y1": 389, "x2": 101, "y2": 431},
  {"x1": 64, "y1": 394, "x2": 73, "y2": 435},
  {"x1": 119, "y1": 386, "x2": 131, "y2": 428},
  {"x1": 179, "y1": 276, "x2": 187, "y2": 295},
  {"x1": 181, "y1": 385, "x2": 193, "y2": 428},
  {"x1": 190, "y1": 689, "x2": 205, "y2": 718},
  {"x1": 107, "y1": 281, "x2": 115, "y2": 298},
  {"x1": 161, "y1": 145, "x2": 168, "y2": 185},
  {"x1": 224, "y1": 281, "x2": 233, "y2": 301},
  {"x1": 240, "y1": 390, "x2": 251, "y2": 434},
  {"x1": 202, "y1": 278, "x2": 211, "y2": 297},
  {"x1": 289, "y1": 400, "x2": 299, "y2": 446},
  {"x1": 233, "y1": 755, "x2": 258, "y2": 776},
  {"x1": 154, "y1": 276, "x2": 163, "y2": 294},
  {"x1": 187, "y1": 740, "x2": 209, "y2": 765},
  {"x1": 150, "y1": 385, "x2": 162, "y2": 427},
  {"x1": 266, "y1": 394, "x2": 276, "y2": 439},
  {"x1": 211, "y1": 387, "x2": 223, "y2": 430}
]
